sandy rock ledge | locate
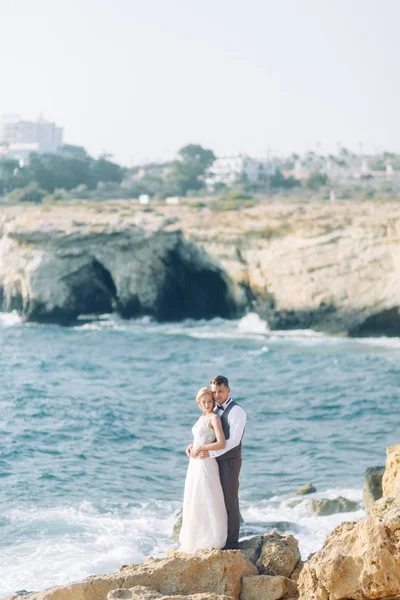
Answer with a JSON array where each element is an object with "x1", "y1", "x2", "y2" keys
[{"x1": 7, "y1": 549, "x2": 257, "y2": 600}]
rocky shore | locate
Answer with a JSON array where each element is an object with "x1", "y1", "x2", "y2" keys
[
  {"x1": 6, "y1": 444, "x2": 400, "y2": 600},
  {"x1": 1, "y1": 198, "x2": 400, "y2": 334}
]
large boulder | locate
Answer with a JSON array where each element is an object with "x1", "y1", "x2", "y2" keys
[
  {"x1": 9, "y1": 549, "x2": 257, "y2": 600},
  {"x1": 307, "y1": 496, "x2": 358, "y2": 517},
  {"x1": 238, "y1": 536, "x2": 264, "y2": 565},
  {"x1": 241, "y1": 575, "x2": 298, "y2": 600},
  {"x1": 256, "y1": 532, "x2": 301, "y2": 578},
  {"x1": 298, "y1": 501, "x2": 400, "y2": 600},
  {"x1": 382, "y1": 445, "x2": 400, "y2": 496},
  {"x1": 363, "y1": 466, "x2": 385, "y2": 511},
  {"x1": 294, "y1": 483, "x2": 316, "y2": 496}
]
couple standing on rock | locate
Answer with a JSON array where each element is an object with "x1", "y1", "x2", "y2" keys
[{"x1": 179, "y1": 375, "x2": 247, "y2": 553}]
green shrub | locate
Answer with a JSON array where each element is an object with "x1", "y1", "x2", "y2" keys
[
  {"x1": 188, "y1": 201, "x2": 207, "y2": 208},
  {"x1": 211, "y1": 196, "x2": 259, "y2": 212},
  {"x1": 219, "y1": 189, "x2": 254, "y2": 202},
  {"x1": 305, "y1": 172, "x2": 328, "y2": 190},
  {"x1": 7, "y1": 182, "x2": 46, "y2": 203}
]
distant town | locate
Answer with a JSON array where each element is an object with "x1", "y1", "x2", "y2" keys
[{"x1": 1, "y1": 114, "x2": 399, "y2": 205}]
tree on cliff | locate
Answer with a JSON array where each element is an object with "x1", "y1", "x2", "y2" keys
[
  {"x1": 13, "y1": 150, "x2": 126, "y2": 193},
  {"x1": 168, "y1": 144, "x2": 216, "y2": 196},
  {"x1": 0, "y1": 157, "x2": 20, "y2": 193}
]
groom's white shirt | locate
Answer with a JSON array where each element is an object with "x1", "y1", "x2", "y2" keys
[{"x1": 210, "y1": 397, "x2": 246, "y2": 458}]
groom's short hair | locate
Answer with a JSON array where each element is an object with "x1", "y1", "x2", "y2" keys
[{"x1": 210, "y1": 375, "x2": 229, "y2": 388}]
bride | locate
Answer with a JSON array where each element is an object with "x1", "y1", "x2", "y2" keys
[{"x1": 179, "y1": 387, "x2": 228, "y2": 553}]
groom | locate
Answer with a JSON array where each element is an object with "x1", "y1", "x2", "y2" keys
[{"x1": 188, "y1": 375, "x2": 246, "y2": 550}]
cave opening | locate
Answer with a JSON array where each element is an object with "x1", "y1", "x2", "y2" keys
[
  {"x1": 154, "y1": 250, "x2": 237, "y2": 321},
  {"x1": 349, "y1": 307, "x2": 400, "y2": 337},
  {"x1": 63, "y1": 259, "x2": 117, "y2": 317},
  {"x1": 29, "y1": 259, "x2": 117, "y2": 324}
]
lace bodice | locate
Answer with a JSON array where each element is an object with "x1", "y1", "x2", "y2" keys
[{"x1": 192, "y1": 416, "x2": 216, "y2": 448}]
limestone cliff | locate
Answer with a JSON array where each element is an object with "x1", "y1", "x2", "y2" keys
[{"x1": 1, "y1": 198, "x2": 400, "y2": 334}]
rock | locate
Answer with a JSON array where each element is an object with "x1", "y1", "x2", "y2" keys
[
  {"x1": 107, "y1": 587, "x2": 232, "y2": 600},
  {"x1": 2, "y1": 199, "x2": 400, "y2": 334},
  {"x1": 10, "y1": 549, "x2": 257, "y2": 600},
  {"x1": 241, "y1": 575, "x2": 297, "y2": 600},
  {"x1": 369, "y1": 495, "x2": 400, "y2": 517},
  {"x1": 307, "y1": 496, "x2": 358, "y2": 516},
  {"x1": 294, "y1": 483, "x2": 316, "y2": 496},
  {"x1": 172, "y1": 510, "x2": 182, "y2": 540},
  {"x1": 382, "y1": 444, "x2": 400, "y2": 496},
  {"x1": 289, "y1": 561, "x2": 304, "y2": 584},
  {"x1": 238, "y1": 536, "x2": 264, "y2": 565},
  {"x1": 287, "y1": 500, "x2": 302, "y2": 509},
  {"x1": 0, "y1": 224, "x2": 241, "y2": 324},
  {"x1": 298, "y1": 500, "x2": 400, "y2": 600},
  {"x1": 256, "y1": 532, "x2": 301, "y2": 578},
  {"x1": 363, "y1": 466, "x2": 385, "y2": 511}
]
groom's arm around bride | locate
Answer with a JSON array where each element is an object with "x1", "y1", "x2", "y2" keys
[{"x1": 188, "y1": 375, "x2": 246, "y2": 550}]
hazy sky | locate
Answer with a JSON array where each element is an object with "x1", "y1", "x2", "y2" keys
[{"x1": 0, "y1": 0, "x2": 399, "y2": 165}]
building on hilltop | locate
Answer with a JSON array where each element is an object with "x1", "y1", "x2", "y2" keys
[
  {"x1": 206, "y1": 154, "x2": 276, "y2": 189},
  {"x1": 0, "y1": 114, "x2": 63, "y2": 164}
]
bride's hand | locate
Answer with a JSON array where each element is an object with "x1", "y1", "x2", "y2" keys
[
  {"x1": 185, "y1": 444, "x2": 193, "y2": 458},
  {"x1": 191, "y1": 446, "x2": 202, "y2": 458},
  {"x1": 197, "y1": 450, "x2": 210, "y2": 460}
]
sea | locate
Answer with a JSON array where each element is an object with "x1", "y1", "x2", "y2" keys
[{"x1": 0, "y1": 311, "x2": 399, "y2": 597}]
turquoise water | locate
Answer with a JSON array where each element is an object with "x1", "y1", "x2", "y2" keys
[{"x1": 0, "y1": 312, "x2": 399, "y2": 596}]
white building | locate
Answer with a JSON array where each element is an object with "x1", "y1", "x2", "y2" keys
[
  {"x1": 0, "y1": 114, "x2": 63, "y2": 163},
  {"x1": 207, "y1": 155, "x2": 268, "y2": 188}
]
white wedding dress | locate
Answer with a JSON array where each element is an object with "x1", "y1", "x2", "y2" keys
[{"x1": 179, "y1": 415, "x2": 228, "y2": 553}]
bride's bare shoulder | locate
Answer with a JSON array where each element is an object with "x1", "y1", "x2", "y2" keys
[{"x1": 209, "y1": 413, "x2": 221, "y2": 426}]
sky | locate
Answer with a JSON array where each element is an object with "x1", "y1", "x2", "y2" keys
[{"x1": 0, "y1": 0, "x2": 399, "y2": 165}]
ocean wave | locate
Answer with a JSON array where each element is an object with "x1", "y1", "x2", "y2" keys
[
  {"x1": 0, "y1": 487, "x2": 365, "y2": 596},
  {"x1": 2, "y1": 310, "x2": 400, "y2": 351},
  {"x1": 1, "y1": 499, "x2": 179, "y2": 597},
  {"x1": 0, "y1": 311, "x2": 23, "y2": 328},
  {"x1": 241, "y1": 486, "x2": 364, "y2": 559}
]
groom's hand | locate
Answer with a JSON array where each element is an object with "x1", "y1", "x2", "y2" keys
[
  {"x1": 197, "y1": 450, "x2": 210, "y2": 459},
  {"x1": 185, "y1": 444, "x2": 193, "y2": 458}
]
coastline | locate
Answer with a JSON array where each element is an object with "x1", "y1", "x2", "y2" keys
[
  {"x1": 4, "y1": 444, "x2": 400, "y2": 600},
  {"x1": 1, "y1": 197, "x2": 400, "y2": 335}
]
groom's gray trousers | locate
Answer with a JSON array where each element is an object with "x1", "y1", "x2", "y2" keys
[{"x1": 217, "y1": 456, "x2": 242, "y2": 546}]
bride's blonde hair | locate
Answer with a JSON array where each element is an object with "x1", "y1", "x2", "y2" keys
[{"x1": 196, "y1": 387, "x2": 214, "y2": 406}]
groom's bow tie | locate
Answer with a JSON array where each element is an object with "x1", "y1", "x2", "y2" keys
[{"x1": 216, "y1": 404, "x2": 225, "y2": 411}]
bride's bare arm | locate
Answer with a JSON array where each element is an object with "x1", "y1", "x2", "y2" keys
[{"x1": 197, "y1": 415, "x2": 226, "y2": 451}]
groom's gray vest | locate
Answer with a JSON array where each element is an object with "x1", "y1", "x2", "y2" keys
[{"x1": 217, "y1": 400, "x2": 243, "y2": 462}]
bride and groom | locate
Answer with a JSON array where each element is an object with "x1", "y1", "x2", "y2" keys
[{"x1": 179, "y1": 375, "x2": 247, "y2": 553}]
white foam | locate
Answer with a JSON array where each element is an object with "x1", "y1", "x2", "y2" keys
[
  {"x1": 0, "y1": 488, "x2": 367, "y2": 597},
  {"x1": 0, "y1": 311, "x2": 23, "y2": 328},
  {"x1": 0, "y1": 500, "x2": 179, "y2": 597},
  {"x1": 238, "y1": 313, "x2": 269, "y2": 335},
  {"x1": 241, "y1": 487, "x2": 364, "y2": 560},
  {"x1": 354, "y1": 336, "x2": 400, "y2": 350}
]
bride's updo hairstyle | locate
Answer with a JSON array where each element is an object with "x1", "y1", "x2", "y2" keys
[{"x1": 196, "y1": 387, "x2": 215, "y2": 407}]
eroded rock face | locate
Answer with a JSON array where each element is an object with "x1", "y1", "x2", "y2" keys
[
  {"x1": 307, "y1": 497, "x2": 359, "y2": 517},
  {"x1": 256, "y1": 532, "x2": 301, "y2": 578},
  {"x1": 241, "y1": 575, "x2": 298, "y2": 600},
  {"x1": 2, "y1": 199, "x2": 400, "y2": 332},
  {"x1": 382, "y1": 445, "x2": 400, "y2": 497},
  {"x1": 363, "y1": 466, "x2": 385, "y2": 512},
  {"x1": 298, "y1": 502, "x2": 400, "y2": 600},
  {"x1": 10, "y1": 549, "x2": 257, "y2": 600},
  {"x1": 0, "y1": 226, "x2": 241, "y2": 324}
]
